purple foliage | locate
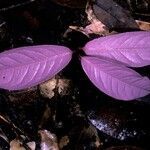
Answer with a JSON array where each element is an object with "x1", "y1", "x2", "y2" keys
[
  {"x1": 0, "y1": 45, "x2": 72, "y2": 90},
  {"x1": 0, "y1": 31, "x2": 149, "y2": 101},
  {"x1": 83, "y1": 31, "x2": 150, "y2": 67},
  {"x1": 81, "y1": 56, "x2": 150, "y2": 100}
]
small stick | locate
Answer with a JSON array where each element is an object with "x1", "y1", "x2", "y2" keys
[
  {"x1": 0, "y1": 114, "x2": 29, "y2": 140},
  {"x1": 0, "y1": 0, "x2": 36, "y2": 12}
]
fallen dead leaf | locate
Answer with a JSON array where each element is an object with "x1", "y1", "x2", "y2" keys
[
  {"x1": 136, "y1": 20, "x2": 150, "y2": 31},
  {"x1": 40, "y1": 76, "x2": 72, "y2": 99},
  {"x1": 59, "y1": 136, "x2": 69, "y2": 149},
  {"x1": 67, "y1": 1, "x2": 109, "y2": 37},
  {"x1": 40, "y1": 77, "x2": 57, "y2": 99},
  {"x1": 85, "y1": 1, "x2": 109, "y2": 35},
  {"x1": 10, "y1": 139, "x2": 35, "y2": 150},
  {"x1": 57, "y1": 79, "x2": 72, "y2": 96},
  {"x1": 39, "y1": 130, "x2": 59, "y2": 150},
  {"x1": 92, "y1": 0, "x2": 139, "y2": 30}
]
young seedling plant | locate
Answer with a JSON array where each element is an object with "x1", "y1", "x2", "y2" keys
[{"x1": 0, "y1": 31, "x2": 150, "y2": 101}]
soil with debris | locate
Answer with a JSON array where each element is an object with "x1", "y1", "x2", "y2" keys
[{"x1": 0, "y1": 0, "x2": 150, "y2": 150}]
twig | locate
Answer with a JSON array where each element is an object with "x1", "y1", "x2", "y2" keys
[
  {"x1": 0, "y1": 0, "x2": 36, "y2": 12},
  {"x1": 0, "y1": 114, "x2": 32, "y2": 150},
  {"x1": 134, "y1": 12, "x2": 150, "y2": 17},
  {"x1": 0, "y1": 22, "x2": 6, "y2": 27},
  {"x1": 0, "y1": 114, "x2": 29, "y2": 140}
]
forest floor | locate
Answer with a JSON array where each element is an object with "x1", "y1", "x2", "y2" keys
[{"x1": 0, "y1": 0, "x2": 150, "y2": 149}]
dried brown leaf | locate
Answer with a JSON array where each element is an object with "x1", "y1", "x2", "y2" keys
[
  {"x1": 40, "y1": 77, "x2": 57, "y2": 99},
  {"x1": 40, "y1": 77, "x2": 72, "y2": 99},
  {"x1": 39, "y1": 130, "x2": 59, "y2": 150},
  {"x1": 57, "y1": 79, "x2": 72, "y2": 96},
  {"x1": 136, "y1": 20, "x2": 150, "y2": 31},
  {"x1": 10, "y1": 139, "x2": 35, "y2": 150},
  {"x1": 59, "y1": 136, "x2": 69, "y2": 149},
  {"x1": 85, "y1": 1, "x2": 109, "y2": 35}
]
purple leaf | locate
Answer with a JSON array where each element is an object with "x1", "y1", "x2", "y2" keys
[
  {"x1": 83, "y1": 31, "x2": 150, "y2": 67},
  {"x1": 81, "y1": 56, "x2": 150, "y2": 100},
  {"x1": 0, "y1": 45, "x2": 72, "y2": 90}
]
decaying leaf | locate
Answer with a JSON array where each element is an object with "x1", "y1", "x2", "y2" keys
[
  {"x1": 57, "y1": 78, "x2": 72, "y2": 96},
  {"x1": 39, "y1": 130, "x2": 59, "y2": 150},
  {"x1": 40, "y1": 76, "x2": 72, "y2": 99},
  {"x1": 92, "y1": 0, "x2": 139, "y2": 30},
  {"x1": 59, "y1": 136, "x2": 69, "y2": 149},
  {"x1": 67, "y1": 0, "x2": 110, "y2": 37},
  {"x1": 10, "y1": 139, "x2": 35, "y2": 150},
  {"x1": 136, "y1": 20, "x2": 150, "y2": 31},
  {"x1": 85, "y1": 1, "x2": 109, "y2": 35},
  {"x1": 40, "y1": 77, "x2": 57, "y2": 99}
]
